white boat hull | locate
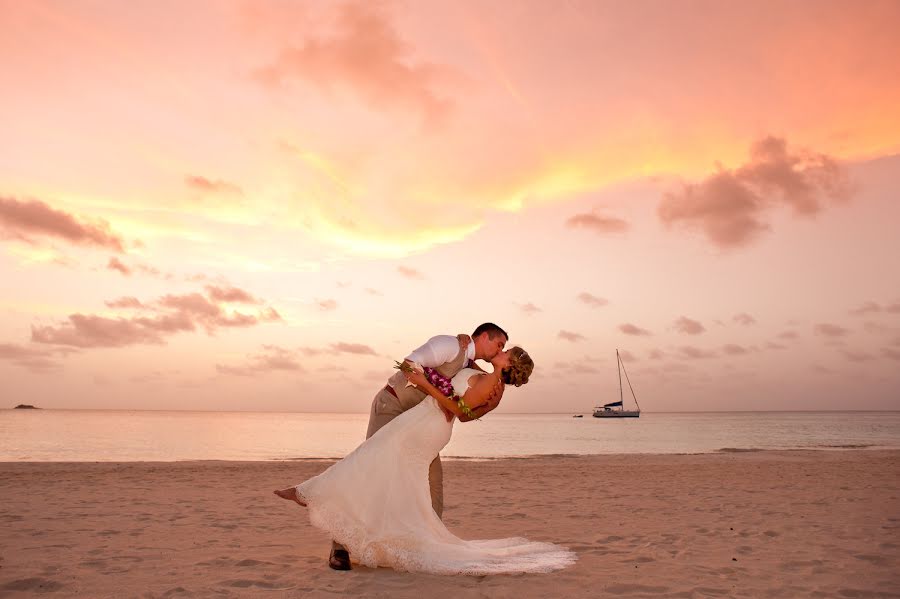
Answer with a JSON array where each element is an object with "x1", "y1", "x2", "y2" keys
[{"x1": 593, "y1": 410, "x2": 640, "y2": 418}]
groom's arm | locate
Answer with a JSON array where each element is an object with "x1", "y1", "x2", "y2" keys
[{"x1": 405, "y1": 335, "x2": 464, "y2": 368}]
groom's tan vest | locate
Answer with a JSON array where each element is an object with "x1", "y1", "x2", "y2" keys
[{"x1": 385, "y1": 338, "x2": 469, "y2": 412}]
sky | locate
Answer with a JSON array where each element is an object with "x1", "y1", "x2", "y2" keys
[{"x1": 1, "y1": 0, "x2": 899, "y2": 413}]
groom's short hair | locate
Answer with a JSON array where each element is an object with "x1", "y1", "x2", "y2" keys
[{"x1": 472, "y1": 322, "x2": 508, "y2": 340}]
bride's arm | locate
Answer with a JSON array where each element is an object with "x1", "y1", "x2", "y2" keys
[
  {"x1": 404, "y1": 370, "x2": 491, "y2": 419},
  {"x1": 456, "y1": 374, "x2": 503, "y2": 422}
]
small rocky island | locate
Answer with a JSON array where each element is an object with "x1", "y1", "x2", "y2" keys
[{"x1": 14, "y1": 404, "x2": 40, "y2": 409}]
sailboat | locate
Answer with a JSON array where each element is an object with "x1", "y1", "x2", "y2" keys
[{"x1": 593, "y1": 349, "x2": 641, "y2": 418}]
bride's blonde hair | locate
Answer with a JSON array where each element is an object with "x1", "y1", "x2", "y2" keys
[{"x1": 502, "y1": 347, "x2": 533, "y2": 387}]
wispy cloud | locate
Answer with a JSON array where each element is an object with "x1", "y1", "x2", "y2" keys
[
  {"x1": 619, "y1": 323, "x2": 652, "y2": 336},
  {"x1": 673, "y1": 316, "x2": 705, "y2": 335},
  {"x1": 316, "y1": 298, "x2": 338, "y2": 311},
  {"x1": 577, "y1": 292, "x2": 608, "y2": 308},
  {"x1": 733, "y1": 313, "x2": 756, "y2": 326},
  {"x1": 253, "y1": 1, "x2": 460, "y2": 125},
  {"x1": 397, "y1": 266, "x2": 425, "y2": 280},
  {"x1": 185, "y1": 175, "x2": 243, "y2": 196},
  {"x1": 30, "y1": 288, "x2": 282, "y2": 348},
  {"x1": 0, "y1": 343, "x2": 67, "y2": 372},
  {"x1": 558, "y1": 330, "x2": 586, "y2": 342},
  {"x1": 814, "y1": 323, "x2": 850, "y2": 338},
  {"x1": 676, "y1": 346, "x2": 717, "y2": 360},
  {"x1": 518, "y1": 302, "x2": 542, "y2": 316},
  {"x1": 217, "y1": 345, "x2": 304, "y2": 377},
  {"x1": 658, "y1": 137, "x2": 852, "y2": 248},
  {"x1": 565, "y1": 211, "x2": 629, "y2": 234},
  {"x1": 1, "y1": 196, "x2": 127, "y2": 252}
]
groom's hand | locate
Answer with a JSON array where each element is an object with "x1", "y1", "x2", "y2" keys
[{"x1": 457, "y1": 334, "x2": 471, "y2": 352}]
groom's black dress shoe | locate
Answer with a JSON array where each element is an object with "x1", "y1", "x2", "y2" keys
[{"x1": 329, "y1": 549, "x2": 352, "y2": 571}]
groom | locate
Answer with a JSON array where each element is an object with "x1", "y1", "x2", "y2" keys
[{"x1": 328, "y1": 322, "x2": 509, "y2": 570}]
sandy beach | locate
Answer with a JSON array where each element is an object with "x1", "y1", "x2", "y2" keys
[{"x1": 1, "y1": 450, "x2": 898, "y2": 598}]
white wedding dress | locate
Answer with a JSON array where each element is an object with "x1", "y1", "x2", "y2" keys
[{"x1": 293, "y1": 368, "x2": 576, "y2": 575}]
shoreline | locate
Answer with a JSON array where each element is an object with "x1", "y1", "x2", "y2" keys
[{"x1": 2, "y1": 445, "x2": 899, "y2": 464}]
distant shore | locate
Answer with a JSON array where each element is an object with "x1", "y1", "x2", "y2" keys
[{"x1": 1, "y1": 450, "x2": 897, "y2": 597}]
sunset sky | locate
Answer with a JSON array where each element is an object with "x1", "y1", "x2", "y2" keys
[{"x1": 2, "y1": 0, "x2": 899, "y2": 413}]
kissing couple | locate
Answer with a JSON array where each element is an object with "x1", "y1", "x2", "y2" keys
[{"x1": 275, "y1": 323, "x2": 576, "y2": 575}]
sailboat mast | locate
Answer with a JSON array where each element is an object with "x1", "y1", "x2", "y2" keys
[{"x1": 617, "y1": 349, "x2": 623, "y2": 406}]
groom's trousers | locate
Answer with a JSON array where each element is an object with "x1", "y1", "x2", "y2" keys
[{"x1": 331, "y1": 386, "x2": 444, "y2": 553}]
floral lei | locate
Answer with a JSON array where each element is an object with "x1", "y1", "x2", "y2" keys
[{"x1": 393, "y1": 361, "x2": 479, "y2": 420}]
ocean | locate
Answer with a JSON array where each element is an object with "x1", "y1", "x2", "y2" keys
[{"x1": 2, "y1": 409, "x2": 899, "y2": 461}]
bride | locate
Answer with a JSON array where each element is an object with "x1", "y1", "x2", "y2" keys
[{"x1": 274, "y1": 347, "x2": 576, "y2": 575}]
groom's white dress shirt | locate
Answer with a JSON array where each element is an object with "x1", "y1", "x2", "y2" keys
[{"x1": 405, "y1": 335, "x2": 475, "y2": 368}]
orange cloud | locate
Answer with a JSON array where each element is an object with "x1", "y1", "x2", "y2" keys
[
  {"x1": 206, "y1": 285, "x2": 260, "y2": 304},
  {"x1": 316, "y1": 298, "x2": 338, "y2": 311},
  {"x1": 185, "y1": 175, "x2": 243, "y2": 196},
  {"x1": 397, "y1": 266, "x2": 424, "y2": 280},
  {"x1": 0, "y1": 196, "x2": 127, "y2": 252},
  {"x1": 254, "y1": 1, "x2": 459, "y2": 125},
  {"x1": 674, "y1": 316, "x2": 705, "y2": 335},
  {"x1": 565, "y1": 211, "x2": 629, "y2": 234},
  {"x1": 659, "y1": 137, "x2": 852, "y2": 248}
]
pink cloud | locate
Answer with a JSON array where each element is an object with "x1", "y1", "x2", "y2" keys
[
  {"x1": 104, "y1": 297, "x2": 144, "y2": 309},
  {"x1": 840, "y1": 349, "x2": 875, "y2": 362},
  {"x1": 849, "y1": 301, "x2": 882, "y2": 316},
  {"x1": 658, "y1": 137, "x2": 852, "y2": 248},
  {"x1": 397, "y1": 266, "x2": 424, "y2": 280},
  {"x1": 619, "y1": 323, "x2": 652, "y2": 336},
  {"x1": 618, "y1": 350, "x2": 637, "y2": 362},
  {"x1": 330, "y1": 342, "x2": 377, "y2": 355},
  {"x1": 253, "y1": 2, "x2": 459, "y2": 125},
  {"x1": 676, "y1": 346, "x2": 717, "y2": 360},
  {"x1": 765, "y1": 342, "x2": 787, "y2": 350},
  {"x1": 882, "y1": 348, "x2": 900, "y2": 361},
  {"x1": 814, "y1": 323, "x2": 850, "y2": 337},
  {"x1": 722, "y1": 344, "x2": 750, "y2": 356},
  {"x1": 31, "y1": 288, "x2": 282, "y2": 348},
  {"x1": 185, "y1": 175, "x2": 243, "y2": 196},
  {"x1": 733, "y1": 313, "x2": 756, "y2": 326},
  {"x1": 317, "y1": 298, "x2": 338, "y2": 311},
  {"x1": 648, "y1": 349, "x2": 666, "y2": 360},
  {"x1": 778, "y1": 331, "x2": 800, "y2": 340},
  {"x1": 674, "y1": 316, "x2": 705, "y2": 335},
  {"x1": 518, "y1": 302, "x2": 542, "y2": 316},
  {"x1": 565, "y1": 211, "x2": 629, "y2": 234},
  {"x1": 217, "y1": 345, "x2": 304, "y2": 377},
  {"x1": 0, "y1": 343, "x2": 65, "y2": 372},
  {"x1": 577, "y1": 292, "x2": 608, "y2": 308},
  {"x1": 0, "y1": 196, "x2": 126, "y2": 252},
  {"x1": 206, "y1": 285, "x2": 260, "y2": 304},
  {"x1": 107, "y1": 256, "x2": 131, "y2": 276},
  {"x1": 558, "y1": 330, "x2": 586, "y2": 342}
]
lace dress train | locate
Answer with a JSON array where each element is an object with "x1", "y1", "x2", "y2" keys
[{"x1": 293, "y1": 392, "x2": 576, "y2": 575}]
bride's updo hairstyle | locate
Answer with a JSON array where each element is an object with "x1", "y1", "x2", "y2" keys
[{"x1": 501, "y1": 347, "x2": 533, "y2": 387}]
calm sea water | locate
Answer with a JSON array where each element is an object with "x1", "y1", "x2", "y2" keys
[{"x1": 1, "y1": 410, "x2": 899, "y2": 462}]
